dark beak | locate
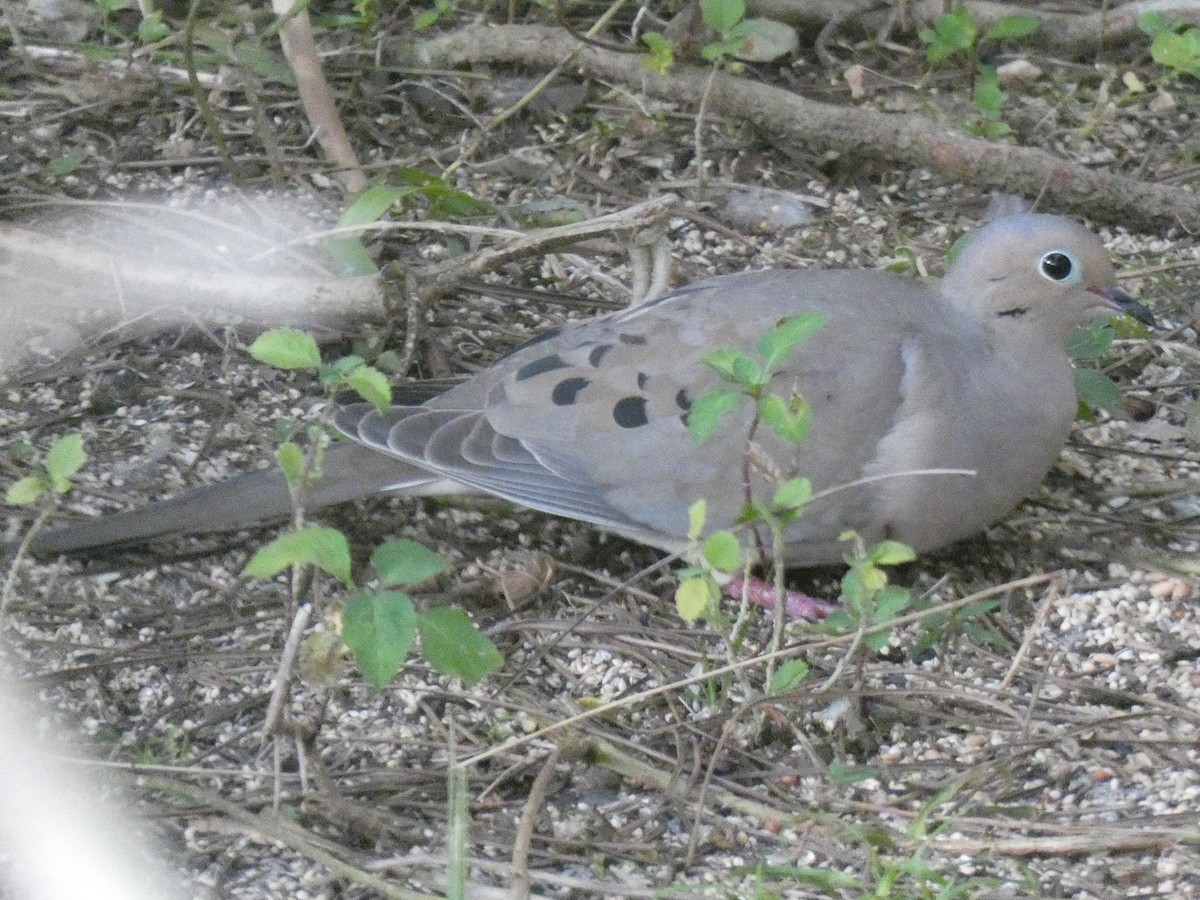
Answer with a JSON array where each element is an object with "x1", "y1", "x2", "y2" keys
[{"x1": 1091, "y1": 286, "x2": 1156, "y2": 328}]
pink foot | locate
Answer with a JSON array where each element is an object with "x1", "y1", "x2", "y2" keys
[{"x1": 726, "y1": 576, "x2": 837, "y2": 621}]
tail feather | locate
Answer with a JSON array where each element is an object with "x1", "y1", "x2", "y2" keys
[{"x1": 27, "y1": 442, "x2": 439, "y2": 556}]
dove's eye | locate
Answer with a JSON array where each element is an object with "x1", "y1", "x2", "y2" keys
[{"x1": 1039, "y1": 250, "x2": 1080, "y2": 284}]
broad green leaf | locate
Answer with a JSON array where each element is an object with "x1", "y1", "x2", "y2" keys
[
  {"x1": 701, "y1": 0, "x2": 744, "y2": 33},
  {"x1": 417, "y1": 607, "x2": 503, "y2": 686},
  {"x1": 769, "y1": 658, "x2": 809, "y2": 695},
  {"x1": 687, "y1": 499, "x2": 707, "y2": 541},
  {"x1": 982, "y1": 14, "x2": 1039, "y2": 42},
  {"x1": 340, "y1": 184, "x2": 415, "y2": 227},
  {"x1": 372, "y1": 538, "x2": 450, "y2": 587},
  {"x1": 1151, "y1": 31, "x2": 1200, "y2": 74},
  {"x1": 756, "y1": 312, "x2": 826, "y2": 371},
  {"x1": 858, "y1": 563, "x2": 887, "y2": 593},
  {"x1": 343, "y1": 590, "x2": 417, "y2": 689},
  {"x1": 47, "y1": 156, "x2": 81, "y2": 177},
  {"x1": 45, "y1": 434, "x2": 86, "y2": 482},
  {"x1": 688, "y1": 389, "x2": 741, "y2": 444},
  {"x1": 343, "y1": 364, "x2": 392, "y2": 413},
  {"x1": 864, "y1": 629, "x2": 892, "y2": 653},
  {"x1": 675, "y1": 575, "x2": 711, "y2": 623},
  {"x1": 1074, "y1": 367, "x2": 1123, "y2": 414},
  {"x1": 703, "y1": 531, "x2": 742, "y2": 573},
  {"x1": 869, "y1": 540, "x2": 917, "y2": 566},
  {"x1": 233, "y1": 43, "x2": 294, "y2": 86},
  {"x1": 642, "y1": 32, "x2": 674, "y2": 75},
  {"x1": 6, "y1": 475, "x2": 45, "y2": 506},
  {"x1": 396, "y1": 168, "x2": 495, "y2": 219},
  {"x1": 703, "y1": 348, "x2": 761, "y2": 386},
  {"x1": 758, "y1": 392, "x2": 811, "y2": 443},
  {"x1": 972, "y1": 67, "x2": 1004, "y2": 119},
  {"x1": 730, "y1": 17, "x2": 798, "y2": 63},
  {"x1": 702, "y1": 35, "x2": 746, "y2": 61},
  {"x1": 1068, "y1": 321, "x2": 1115, "y2": 360},
  {"x1": 1137, "y1": 11, "x2": 1173, "y2": 38},
  {"x1": 874, "y1": 584, "x2": 912, "y2": 621},
  {"x1": 243, "y1": 525, "x2": 354, "y2": 586},
  {"x1": 772, "y1": 477, "x2": 811, "y2": 510},
  {"x1": 275, "y1": 441, "x2": 306, "y2": 491},
  {"x1": 963, "y1": 621, "x2": 1012, "y2": 648},
  {"x1": 250, "y1": 327, "x2": 321, "y2": 371}
]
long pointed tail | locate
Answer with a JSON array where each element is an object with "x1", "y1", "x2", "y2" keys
[{"x1": 26, "y1": 442, "x2": 437, "y2": 556}]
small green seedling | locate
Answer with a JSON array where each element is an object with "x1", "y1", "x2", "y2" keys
[
  {"x1": 918, "y1": 9, "x2": 1040, "y2": 139},
  {"x1": 822, "y1": 533, "x2": 916, "y2": 654},
  {"x1": 6, "y1": 434, "x2": 87, "y2": 507},
  {"x1": 1139, "y1": 12, "x2": 1200, "y2": 80},
  {"x1": 246, "y1": 325, "x2": 502, "y2": 689}
]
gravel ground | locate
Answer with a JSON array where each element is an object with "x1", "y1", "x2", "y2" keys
[{"x1": 2, "y1": 4, "x2": 1199, "y2": 898}]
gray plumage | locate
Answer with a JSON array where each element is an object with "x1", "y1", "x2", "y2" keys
[{"x1": 26, "y1": 213, "x2": 1153, "y2": 561}]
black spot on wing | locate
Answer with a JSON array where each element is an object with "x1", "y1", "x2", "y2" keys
[
  {"x1": 516, "y1": 353, "x2": 570, "y2": 382},
  {"x1": 588, "y1": 344, "x2": 613, "y2": 367},
  {"x1": 551, "y1": 377, "x2": 590, "y2": 406},
  {"x1": 613, "y1": 396, "x2": 649, "y2": 429},
  {"x1": 675, "y1": 389, "x2": 692, "y2": 411},
  {"x1": 618, "y1": 333, "x2": 647, "y2": 346},
  {"x1": 637, "y1": 372, "x2": 649, "y2": 390}
]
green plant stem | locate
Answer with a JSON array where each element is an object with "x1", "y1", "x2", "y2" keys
[
  {"x1": 0, "y1": 506, "x2": 52, "y2": 628},
  {"x1": 183, "y1": 0, "x2": 241, "y2": 184}
]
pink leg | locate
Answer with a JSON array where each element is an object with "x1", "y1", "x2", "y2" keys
[{"x1": 726, "y1": 576, "x2": 837, "y2": 621}]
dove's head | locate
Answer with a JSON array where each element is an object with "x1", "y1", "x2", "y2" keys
[{"x1": 941, "y1": 213, "x2": 1154, "y2": 343}]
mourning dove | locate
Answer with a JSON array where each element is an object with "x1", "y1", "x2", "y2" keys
[{"x1": 25, "y1": 213, "x2": 1153, "y2": 561}]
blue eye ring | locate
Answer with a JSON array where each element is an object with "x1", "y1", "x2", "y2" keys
[{"x1": 1040, "y1": 249, "x2": 1081, "y2": 284}]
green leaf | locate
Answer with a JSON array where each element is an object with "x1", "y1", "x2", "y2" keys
[
  {"x1": 827, "y1": 763, "x2": 883, "y2": 785},
  {"x1": 641, "y1": 31, "x2": 675, "y2": 74},
  {"x1": 47, "y1": 155, "x2": 81, "y2": 177},
  {"x1": 772, "y1": 477, "x2": 811, "y2": 511},
  {"x1": 372, "y1": 538, "x2": 450, "y2": 587},
  {"x1": 873, "y1": 584, "x2": 912, "y2": 622},
  {"x1": 243, "y1": 525, "x2": 354, "y2": 586},
  {"x1": 757, "y1": 392, "x2": 811, "y2": 443},
  {"x1": 868, "y1": 540, "x2": 917, "y2": 566},
  {"x1": 701, "y1": 0, "x2": 744, "y2": 33},
  {"x1": 233, "y1": 43, "x2": 294, "y2": 86},
  {"x1": 858, "y1": 563, "x2": 887, "y2": 593},
  {"x1": 250, "y1": 327, "x2": 322, "y2": 371},
  {"x1": 1151, "y1": 29, "x2": 1200, "y2": 76},
  {"x1": 701, "y1": 35, "x2": 746, "y2": 61},
  {"x1": 275, "y1": 441, "x2": 306, "y2": 491},
  {"x1": 920, "y1": 7, "x2": 976, "y2": 63},
  {"x1": 972, "y1": 66, "x2": 1004, "y2": 119},
  {"x1": 687, "y1": 499, "x2": 707, "y2": 541},
  {"x1": 756, "y1": 312, "x2": 827, "y2": 371},
  {"x1": 703, "y1": 348, "x2": 762, "y2": 386},
  {"x1": 675, "y1": 575, "x2": 712, "y2": 623},
  {"x1": 396, "y1": 168, "x2": 495, "y2": 219},
  {"x1": 417, "y1": 607, "x2": 503, "y2": 686},
  {"x1": 1137, "y1": 11, "x2": 1173, "y2": 38},
  {"x1": 343, "y1": 590, "x2": 417, "y2": 689},
  {"x1": 1068, "y1": 321, "x2": 1115, "y2": 360},
  {"x1": 703, "y1": 531, "x2": 742, "y2": 573},
  {"x1": 136, "y1": 11, "x2": 170, "y2": 43},
  {"x1": 982, "y1": 14, "x2": 1039, "y2": 42},
  {"x1": 769, "y1": 658, "x2": 809, "y2": 695},
  {"x1": 340, "y1": 184, "x2": 415, "y2": 227},
  {"x1": 864, "y1": 629, "x2": 892, "y2": 653},
  {"x1": 343, "y1": 364, "x2": 392, "y2": 413},
  {"x1": 1074, "y1": 367, "x2": 1123, "y2": 414},
  {"x1": 45, "y1": 434, "x2": 86, "y2": 483},
  {"x1": 688, "y1": 389, "x2": 741, "y2": 444},
  {"x1": 6, "y1": 475, "x2": 46, "y2": 506}
]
